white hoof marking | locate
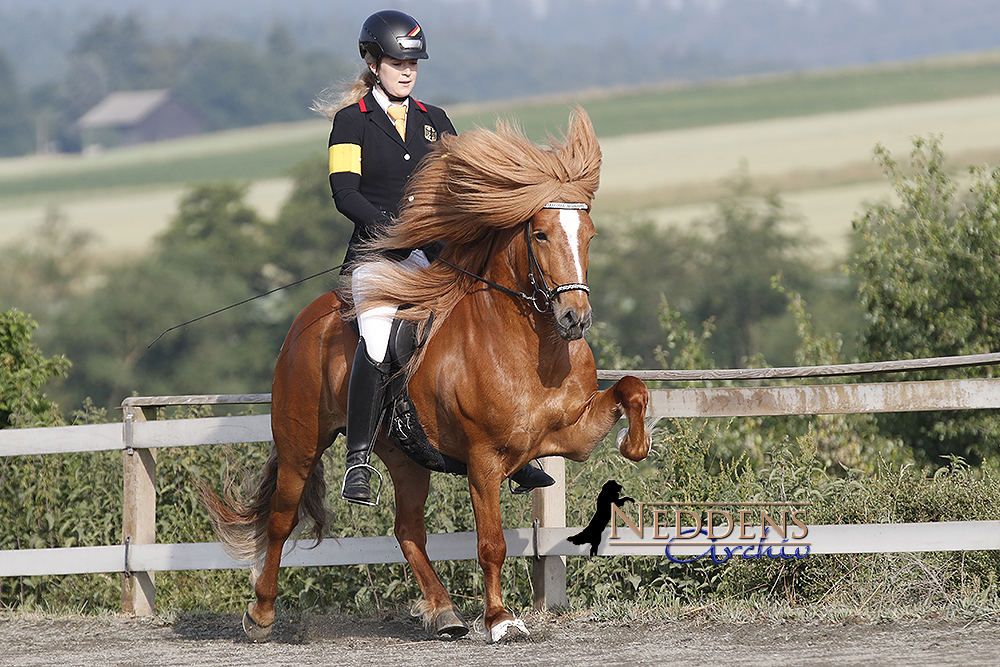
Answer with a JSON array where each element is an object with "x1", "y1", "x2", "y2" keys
[{"x1": 490, "y1": 618, "x2": 529, "y2": 643}]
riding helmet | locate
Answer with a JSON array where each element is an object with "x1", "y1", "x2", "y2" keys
[{"x1": 359, "y1": 10, "x2": 428, "y2": 61}]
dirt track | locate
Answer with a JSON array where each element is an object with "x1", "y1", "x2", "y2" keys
[{"x1": 2, "y1": 612, "x2": 999, "y2": 666}]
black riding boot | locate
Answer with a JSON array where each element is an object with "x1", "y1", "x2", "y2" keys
[
  {"x1": 341, "y1": 338, "x2": 390, "y2": 505},
  {"x1": 510, "y1": 461, "x2": 556, "y2": 494}
]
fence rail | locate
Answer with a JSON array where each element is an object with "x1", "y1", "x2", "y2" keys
[
  {"x1": 3, "y1": 354, "x2": 1000, "y2": 615},
  {"x1": 5, "y1": 521, "x2": 1000, "y2": 578}
]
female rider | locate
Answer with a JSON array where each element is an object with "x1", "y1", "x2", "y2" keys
[{"x1": 318, "y1": 9, "x2": 554, "y2": 505}]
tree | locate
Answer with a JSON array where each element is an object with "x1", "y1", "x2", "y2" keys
[
  {"x1": 173, "y1": 33, "x2": 346, "y2": 131},
  {"x1": 175, "y1": 37, "x2": 289, "y2": 130},
  {"x1": 157, "y1": 182, "x2": 271, "y2": 291},
  {"x1": 27, "y1": 14, "x2": 350, "y2": 152},
  {"x1": 66, "y1": 14, "x2": 161, "y2": 111},
  {"x1": 0, "y1": 207, "x2": 95, "y2": 315},
  {"x1": 589, "y1": 175, "x2": 819, "y2": 368},
  {"x1": 50, "y1": 183, "x2": 284, "y2": 410},
  {"x1": 588, "y1": 217, "x2": 705, "y2": 363},
  {"x1": 51, "y1": 256, "x2": 284, "y2": 410},
  {"x1": 0, "y1": 306, "x2": 69, "y2": 428},
  {"x1": 34, "y1": 162, "x2": 353, "y2": 412},
  {"x1": 852, "y1": 136, "x2": 1000, "y2": 463},
  {"x1": 691, "y1": 176, "x2": 814, "y2": 366}
]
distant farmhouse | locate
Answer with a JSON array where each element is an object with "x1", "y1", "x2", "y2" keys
[{"x1": 77, "y1": 90, "x2": 204, "y2": 151}]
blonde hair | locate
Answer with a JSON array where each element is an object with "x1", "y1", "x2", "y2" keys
[{"x1": 312, "y1": 58, "x2": 377, "y2": 120}]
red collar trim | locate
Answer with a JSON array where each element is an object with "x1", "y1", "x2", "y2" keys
[{"x1": 358, "y1": 94, "x2": 424, "y2": 114}]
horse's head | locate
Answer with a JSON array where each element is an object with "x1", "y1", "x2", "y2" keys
[{"x1": 525, "y1": 203, "x2": 595, "y2": 341}]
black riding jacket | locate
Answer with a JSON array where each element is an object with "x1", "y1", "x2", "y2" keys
[{"x1": 328, "y1": 91, "x2": 455, "y2": 267}]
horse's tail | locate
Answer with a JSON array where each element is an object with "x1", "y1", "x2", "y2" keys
[
  {"x1": 198, "y1": 446, "x2": 334, "y2": 572},
  {"x1": 197, "y1": 448, "x2": 278, "y2": 565}
]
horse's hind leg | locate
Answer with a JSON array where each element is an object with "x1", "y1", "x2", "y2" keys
[
  {"x1": 242, "y1": 443, "x2": 329, "y2": 640},
  {"x1": 244, "y1": 298, "x2": 349, "y2": 640},
  {"x1": 380, "y1": 445, "x2": 469, "y2": 638}
]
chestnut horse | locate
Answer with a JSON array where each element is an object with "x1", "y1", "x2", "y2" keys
[{"x1": 201, "y1": 108, "x2": 651, "y2": 643}]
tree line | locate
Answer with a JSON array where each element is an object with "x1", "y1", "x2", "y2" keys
[
  {"x1": 0, "y1": 14, "x2": 351, "y2": 156},
  {"x1": 0, "y1": 10, "x2": 779, "y2": 158},
  {"x1": 3, "y1": 137, "x2": 1000, "y2": 466}
]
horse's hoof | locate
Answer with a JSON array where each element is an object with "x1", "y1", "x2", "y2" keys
[
  {"x1": 433, "y1": 606, "x2": 469, "y2": 639},
  {"x1": 242, "y1": 607, "x2": 273, "y2": 642},
  {"x1": 489, "y1": 618, "x2": 529, "y2": 643}
]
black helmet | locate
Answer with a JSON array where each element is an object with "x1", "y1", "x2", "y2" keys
[{"x1": 359, "y1": 10, "x2": 428, "y2": 61}]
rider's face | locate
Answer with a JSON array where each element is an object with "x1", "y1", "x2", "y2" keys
[{"x1": 372, "y1": 58, "x2": 418, "y2": 99}]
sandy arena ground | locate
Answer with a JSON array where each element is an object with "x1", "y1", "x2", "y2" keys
[{"x1": 2, "y1": 611, "x2": 999, "y2": 667}]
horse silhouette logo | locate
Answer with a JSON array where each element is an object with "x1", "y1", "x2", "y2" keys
[{"x1": 568, "y1": 480, "x2": 634, "y2": 556}]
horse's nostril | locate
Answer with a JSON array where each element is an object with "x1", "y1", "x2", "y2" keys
[{"x1": 555, "y1": 308, "x2": 593, "y2": 340}]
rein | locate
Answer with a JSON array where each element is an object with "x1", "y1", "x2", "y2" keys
[{"x1": 438, "y1": 202, "x2": 591, "y2": 313}]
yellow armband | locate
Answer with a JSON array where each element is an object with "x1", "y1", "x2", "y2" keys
[{"x1": 329, "y1": 143, "x2": 362, "y2": 175}]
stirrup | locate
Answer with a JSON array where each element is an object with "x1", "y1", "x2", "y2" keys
[{"x1": 340, "y1": 463, "x2": 384, "y2": 506}]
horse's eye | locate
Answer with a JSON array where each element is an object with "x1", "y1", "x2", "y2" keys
[{"x1": 533, "y1": 231, "x2": 548, "y2": 242}]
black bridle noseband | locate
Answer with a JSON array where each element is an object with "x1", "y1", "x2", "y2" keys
[{"x1": 439, "y1": 202, "x2": 592, "y2": 313}]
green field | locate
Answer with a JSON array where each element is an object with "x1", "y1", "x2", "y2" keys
[
  {"x1": 471, "y1": 51, "x2": 1000, "y2": 138},
  {"x1": 2, "y1": 51, "x2": 1000, "y2": 257}
]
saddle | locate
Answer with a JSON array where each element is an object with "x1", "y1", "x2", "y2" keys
[{"x1": 354, "y1": 311, "x2": 469, "y2": 477}]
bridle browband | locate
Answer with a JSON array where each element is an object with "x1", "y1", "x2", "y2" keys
[{"x1": 438, "y1": 202, "x2": 592, "y2": 313}]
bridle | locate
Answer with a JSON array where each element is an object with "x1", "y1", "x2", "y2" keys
[
  {"x1": 438, "y1": 202, "x2": 592, "y2": 313},
  {"x1": 524, "y1": 202, "x2": 592, "y2": 312}
]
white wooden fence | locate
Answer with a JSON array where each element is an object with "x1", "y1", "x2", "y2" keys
[{"x1": 3, "y1": 353, "x2": 1000, "y2": 615}]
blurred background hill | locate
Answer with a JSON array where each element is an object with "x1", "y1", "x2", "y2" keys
[
  {"x1": 7, "y1": 1, "x2": 1000, "y2": 89},
  {"x1": 2, "y1": 0, "x2": 1000, "y2": 420},
  {"x1": 2, "y1": 0, "x2": 1000, "y2": 143}
]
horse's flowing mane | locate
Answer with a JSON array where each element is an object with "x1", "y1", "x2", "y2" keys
[{"x1": 352, "y1": 106, "x2": 601, "y2": 347}]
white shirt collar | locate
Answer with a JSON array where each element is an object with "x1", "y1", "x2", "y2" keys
[{"x1": 370, "y1": 86, "x2": 409, "y2": 116}]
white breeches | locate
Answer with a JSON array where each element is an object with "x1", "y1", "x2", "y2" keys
[{"x1": 352, "y1": 249, "x2": 429, "y2": 362}]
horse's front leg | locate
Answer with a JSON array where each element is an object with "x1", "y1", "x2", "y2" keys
[
  {"x1": 467, "y1": 461, "x2": 527, "y2": 643},
  {"x1": 379, "y1": 444, "x2": 469, "y2": 638},
  {"x1": 612, "y1": 375, "x2": 652, "y2": 461},
  {"x1": 541, "y1": 374, "x2": 651, "y2": 463}
]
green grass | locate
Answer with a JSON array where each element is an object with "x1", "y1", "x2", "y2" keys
[
  {"x1": 0, "y1": 121, "x2": 327, "y2": 202},
  {"x1": 0, "y1": 142, "x2": 321, "y2": 200},
  {"x1": 461, "y1": 51, "x2": 1000, "y2": 139},
  {"x1": 2, "y1": 51, "x2": 1000, "y2": 204}
]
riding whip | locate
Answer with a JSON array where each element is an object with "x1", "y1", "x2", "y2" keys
[{"x1": 147, "y1": 264, "x2": 343, "y2": 349}]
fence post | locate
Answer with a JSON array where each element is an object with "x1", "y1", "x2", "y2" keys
[
  {"x1": 531, "y1": 456, "x2": 567, "y2": 610},
  {"x1": 121, "y1": 404, "x2": 157, "y2": 615}
]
